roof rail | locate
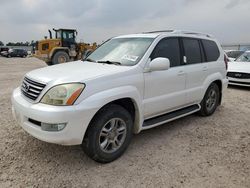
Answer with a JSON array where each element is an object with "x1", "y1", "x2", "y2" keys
[
  {"x1": 142, "y1": 30, "x2": 174, "y2": 34},
  {"x1": 172, "y1": 30, "x2": 213, "y2": 38},
  {"x1": 142, "y1": 30, "x2": 213, "y2": 38}
]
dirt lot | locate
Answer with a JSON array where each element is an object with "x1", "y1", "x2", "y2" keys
[{"x1": 0, "y1": 57, "x2": 249, "y2": 188}]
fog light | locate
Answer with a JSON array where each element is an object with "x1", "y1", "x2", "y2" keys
[{"x1": 41, "y1": 123, "x2": 67, "y2": 132}]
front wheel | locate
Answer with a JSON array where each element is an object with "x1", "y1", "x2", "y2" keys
[
  {"x1": 82, "y1": 104, "x2": 133, "y2": 163},
  {"x1": 199, "y1": 83, "x2": 220, "y2": 116}
]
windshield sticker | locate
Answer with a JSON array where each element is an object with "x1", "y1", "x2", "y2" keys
[{"x1": 122, "y1": 55, "x2": 139, "y2": 62}]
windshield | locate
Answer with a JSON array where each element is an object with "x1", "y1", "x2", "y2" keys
[
  {"x1": 235, "y1": 52, "x2": 250, "y2": 62},
  {"x1": 86, "y1": 37, "x2": 154, "y2": 66}
]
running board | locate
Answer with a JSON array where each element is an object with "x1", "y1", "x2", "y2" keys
[{"x1": 142, "y1": 104, "x2": 200, "y2": 128}]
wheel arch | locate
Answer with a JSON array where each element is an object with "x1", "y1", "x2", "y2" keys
[
  {"x1": 202, "y1": 73, "x2": 224, "y2": 105},
  {"x1": 83, "y1": 96, "x2": 142, "y2": 142}
]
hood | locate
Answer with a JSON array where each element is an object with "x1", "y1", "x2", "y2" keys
[
  {"x1": 26, "y1": 61, "x2": 133, "y2": 84},
  {"x1": 228, "y1": 61, "x2": 250, "y2": 73}
]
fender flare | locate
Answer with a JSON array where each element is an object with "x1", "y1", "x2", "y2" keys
[
  {"x1": 202, "y1": 72, "x2": 224, "y2": 97},
  {"x1": 76, "y1": 86, "x2": 144, "y2": 133}
]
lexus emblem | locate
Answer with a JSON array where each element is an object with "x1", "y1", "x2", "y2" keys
[
  {"x1": 235, "y1": 73, "x2": 242, "y2": 77},
  {"x1": 23, "y1": 82, "x2": 30, "y2": 92}
]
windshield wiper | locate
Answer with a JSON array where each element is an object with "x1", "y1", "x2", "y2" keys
[
  {"x1": 85, "y1": 58, "x2": 96, "y2": 62},
  {"x1": 97, "y1": 60, "x2": 121, "y2": 65},
  {"x1": 244, "y1": 55, "x2": 249, "y2": 60}
]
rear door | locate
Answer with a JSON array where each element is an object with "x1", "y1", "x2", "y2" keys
[
  {"x1": 181, "y1": 37, "x2": 209, "y2": 104},
  {"x1": 143, "y1": 37, "x2": 187, "y2": 118}
]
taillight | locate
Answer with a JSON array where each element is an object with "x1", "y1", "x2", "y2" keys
[{"x1": 224, "y1": 54, "x2": 228, "y2": 70}]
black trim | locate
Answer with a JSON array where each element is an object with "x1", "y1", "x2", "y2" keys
[
  {"x1": 179, "y1": 37, "x2": 185, "y2": 65},
  {"x1": 227, "y1": 72, "x2": 250, "y2": 79},
  {"x1": 198, "y1": 39, "x2": 206, "y2": 63},
  {"x1": 200, "y1": 39, "x2": 207, "y2": 62},
  {"x1": 28, "y1": 118, "x2": 41, "y2": 126},
  {"x1": 143, "y1": 104, "x2": 200, "y2": 127}
]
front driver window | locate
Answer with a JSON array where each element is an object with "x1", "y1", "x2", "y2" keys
[{"x1": 151, "y1": 38, "x2": 181, "y2": 67}]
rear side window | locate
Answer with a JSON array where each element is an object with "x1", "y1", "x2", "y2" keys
[
  {"x1": 151, "y1": 38, "x2": 181, "y2": 67},
  {"x1": 182, "y1": 38, "x2": 202, "y2": 64},
  {"x1": 202, "y1": 40, "x2": 220, "y2": 62}
]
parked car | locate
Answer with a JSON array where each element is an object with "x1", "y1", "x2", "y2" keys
[
  {"x1": 0, "y1": 47, "x2": 10, "y2": 56},
  {"x1": 0, "y1": 47, "x2": 9, "y2": 52},
  {"x1": 225, "y1": 50, "x2": 244, "y2": 61},
  {"x1": 11, "y1": 30, "x2": 228, "y2": 163},
  {"x1": 227, "y1": 51, "x2": 250, "y2": 87},
  {"x1": 2, "y1": 48, "x2": 28, "y2": 58}
]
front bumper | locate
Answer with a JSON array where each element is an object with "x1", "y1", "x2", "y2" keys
[
  {"x1": 11, "y1": 88, "x2": 98, "y2": 145},
  {"x1": 228, "y1": 77, "x2": 250, "y2": 87}
]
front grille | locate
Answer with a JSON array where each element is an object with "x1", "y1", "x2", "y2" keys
[
  {"x1": 227, "y1": 72, "x2": 250, "y2": 79},
  {"x1": 21, "y1": 77, "x2": 46, "y2": 101},
  {"x1": 229, "y1": 80, "x2": 250, "y2": 85}
]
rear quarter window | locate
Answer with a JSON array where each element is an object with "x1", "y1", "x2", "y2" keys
[{"x1": 202, "y1": 40, "x2": 220, "y2": 62}]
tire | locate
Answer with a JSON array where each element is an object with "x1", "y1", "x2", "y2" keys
[
  {"x1": 199, "y1": 83, "x2": 220, "y2": 116},
  {"x1": 52, "y1": 51, "x2": 70, "y2": 65},
  {"x1": 7, "y1": 54, "x2": 11, "y2": 58},
  {"x1": 82, "y1": 104, "x2": 133, "y2": 163}
]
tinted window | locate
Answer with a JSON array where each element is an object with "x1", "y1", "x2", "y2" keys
[
  {"x1": 183, "y1": 38, "x2": 202, "y2": 64},
  {"x1": 202, "y1": 40, "x2": 220, "y2": 62},
  {"x1": 151, "y1": 38, "x2": 181, "y2": 67}
]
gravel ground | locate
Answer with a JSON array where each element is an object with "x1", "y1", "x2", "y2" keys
[{"x1": 0, "y1": 57, "x2": 249, "y2": 188}]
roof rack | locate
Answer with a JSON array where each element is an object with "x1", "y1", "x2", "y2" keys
[
  {"x1": 142, "y1": 30, "x2": 213, "y2": 38},
  {"x1": 142, "y1": 30, "x2": 174, "y2": 34},
  {"x1": 172, "y1": 30, "x2": 213, "y2": 38}
]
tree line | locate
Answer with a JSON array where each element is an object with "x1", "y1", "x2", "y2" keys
[{"x1": 0, "y1": 40, "x2": 36, "y2": 46}]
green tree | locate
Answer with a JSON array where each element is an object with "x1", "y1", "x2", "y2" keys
[{"x1": 0, "y1": 41, "x2": 4, "y2": 46}]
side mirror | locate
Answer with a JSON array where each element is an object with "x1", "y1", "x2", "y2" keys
[{"x1": 148, "y1": 57, "x2": 170, "y2": 72}]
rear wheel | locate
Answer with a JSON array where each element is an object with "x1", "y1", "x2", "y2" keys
[
  {"x1": 52, "y1": 51, "x2": 69, "y2": 65},
  {"x1": 199, "y1": 83, "x2": 220, "y2": 116},
  {"x1": 82, "y1": 104, "x2": 133, "y2": 163}
]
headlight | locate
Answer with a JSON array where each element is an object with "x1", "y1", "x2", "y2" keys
[{"x1": 41, "y1": 83, "x2": 85, "y2": 106}]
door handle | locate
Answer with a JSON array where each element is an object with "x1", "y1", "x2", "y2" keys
[
  {"x1": 202, "y1": 66, "x2": 208, "y2": 71},
  {"x1": 178, "y1": 70, "x2": 185, "y2": 76}
]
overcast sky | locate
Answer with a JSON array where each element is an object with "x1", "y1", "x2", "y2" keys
[{"x1": 0, "y1": 0, "x2": 249, "y2": 44}]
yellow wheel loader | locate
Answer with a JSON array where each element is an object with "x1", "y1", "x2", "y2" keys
[{"x1": 34, "y1": 28, "x2": 97, "y2": 65}]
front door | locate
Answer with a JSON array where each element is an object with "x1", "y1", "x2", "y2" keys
[{"x1": 143, "y1": 37, "x2": 186, "y2": 119}]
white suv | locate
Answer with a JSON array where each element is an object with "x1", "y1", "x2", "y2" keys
[{"x1": 12, "y1": 30, "x2": 228, "y2": 163}]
